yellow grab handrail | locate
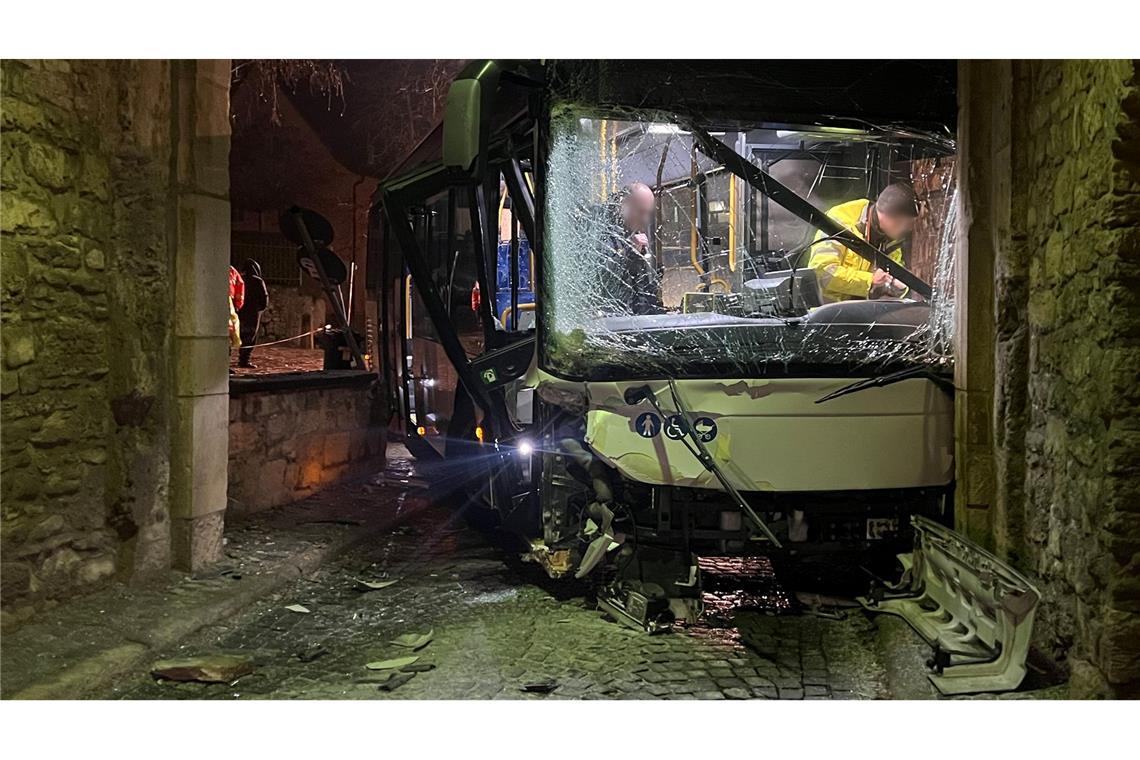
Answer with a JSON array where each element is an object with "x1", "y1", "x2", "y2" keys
[{"x1": 500, "y1": 301, "x2": 537, "y2": 328}]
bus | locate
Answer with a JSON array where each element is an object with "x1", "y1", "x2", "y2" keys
[{"x1": 368, "y1": 60, "x2": 1038, "y2": 693}]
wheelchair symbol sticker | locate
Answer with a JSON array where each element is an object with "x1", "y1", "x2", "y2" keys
[
  {"x1": 635, "y1": 412, "x2": 661, "y2": 438},
  {"x1": 664, "y1": 415, "x2": 689, "y2": 440},
  {"x1": 693, "y1": 417, "x2": 718, "y2": 442}
]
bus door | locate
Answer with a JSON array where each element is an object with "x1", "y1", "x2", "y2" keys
[{"x1": 380, "y1": 157, "x2": 537, "y2": 443}]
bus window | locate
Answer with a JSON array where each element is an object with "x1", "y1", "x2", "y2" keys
[{"x1": 493, "y1": 179, "x2": 536, "y2": 332}]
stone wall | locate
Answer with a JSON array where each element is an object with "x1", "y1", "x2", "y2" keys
[
  {"x1": 2, "y1": 61, "x2": 176, "y2": 622},
  {"x1": 1, "y1": 60, "x2": 231, "y2": 623},
  {"x1": 257, "y1": 288, "x2": 326, "y2": 345},
  {"x1": 227, "y1": 377, "x2": 385, "y2": 516},
  {"x1": 960, "y1": 60, "x2": 1140, "y2": 697}
]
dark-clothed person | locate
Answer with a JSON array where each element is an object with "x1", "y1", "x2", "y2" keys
[
  {"x1": 237, "y1": 259, "x2": 269, "y2": 368},
  {"x1": 600, "y1": 182, "x2": 662, "y2": 316}
]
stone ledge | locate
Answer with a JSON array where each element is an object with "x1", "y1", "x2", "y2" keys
[{"x1": 228, "y1": 370, "x2": 374, "y2": 396}]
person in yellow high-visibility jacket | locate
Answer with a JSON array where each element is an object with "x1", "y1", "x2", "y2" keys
[{"x1": 807, "y1": 182, "x2": 919, "y2": 303}]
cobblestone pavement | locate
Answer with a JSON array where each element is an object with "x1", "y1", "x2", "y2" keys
[
  {"x1": 230, "y1": 346, "x2": 322, "y2": 376},
  {"x1": 104, "y1": 453, "x2": 924, "y2": 701}
]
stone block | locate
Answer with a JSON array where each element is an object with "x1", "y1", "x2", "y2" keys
[
  {"x1": 76, "y1": 555, "x2": 117, "y2": 586},
  {"x1": 84, "y1": 248, "x2": 105, "y2": 270},
  {"x1": 0, "y1": 562, "x2": 32, "y2": 604},
  {"x1": 173, "y1": 193, "x2": 230, "y2": 339},
  {"x1": 171, "y1": 511, "x2": 224, "y2": 572},
  {"x1": 2, "y1": 327, "x2": 36, "y2": 369},
  {"x1": 23, "y1": 139, "x2": 73, "y2": 191},
  {"x1": 228, "y1": 419, "x2": 263, "y2": 456},
  {"x1": 297, "y1": 458, "x2": 323, "y2": 490},
  {"x1": 28, "y1": 514, "x2": 65, "y2": 542},
  {"x1": 256, "y1": 458, "x2": 288, "y2": 500},
  {"x1": 1, "y1": 369, "x2": 18, "y2": 398},
  {"x1": 0, "y1": 94, "x2": 47, "y2": 133},
  {"x1": 1100, "y1": 609, "x2": 1140, "y2": 685},
  {"x1": 1, "y1": 193, "x2": 56, "y2": 234},
  {"x1": 174, "y1": 334, "x2": 229, "y2": 398},
  {"x1": 323, "y1": 431, "x2": 352, "y2": 467},
  {"x1": 321, "y1": 464, "x2": 349, "y2": 485},
  {"x1": 170, "y1": 394, "x2": 229, "y2": 520}
]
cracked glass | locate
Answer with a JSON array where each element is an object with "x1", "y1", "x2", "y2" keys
[{"x1": 542, "y1": 106, "x2": 958, "y2": 380}]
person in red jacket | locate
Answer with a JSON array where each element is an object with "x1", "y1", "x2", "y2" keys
[
  {"x1": 228, "y1": 266, "x2": 245, "y2": 371},
  {"x1": 229, "y1": 265, "x2": 245, "y2": 311}
]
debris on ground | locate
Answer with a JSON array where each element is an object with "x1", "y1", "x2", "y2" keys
[
  {"x1": 795, "y1": 591, "x2": 854, "y2": 620},
  {"x1": 151, "y1": 655, "x2": 255, "y2": 684},
  {"x1": 467, "y1": 589, "x2": 519, "y2": 605},
  {"x1": 354, "y1": 671, "x2": 396, "y2": 685},
  {"x1": 298, "y1": 519, "x2": 364, "y2": 527},
  {"x1": 378, "y1": 672, "x2": 416, "y2": 692},
  {"x1": 285, "y1": 604, "x2": 311, "y2": 614},
  {"x1": 401, "y1": 662, "x2": 436, "y2": 673},
  {"x1": 354, "y1": 579, "x2": 398, "y2": 592},
  {"x1": 191, "y1": 565, "x2": 240, "y2": 581},
  {"x1": 296, "y1": 645, "x2": 329, "y2": 663},
  {"x1": 390, "y1": 630, "x2": 433, "y2": 650},
  {"x1": 520, "y1": 679, "x2": 559, "y2": 694},
  {"x1": 365, "y1": 655, "x2": 419, "y2": 670}
]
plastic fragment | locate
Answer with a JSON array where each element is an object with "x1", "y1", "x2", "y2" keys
[
  {"x1": 390, "y1": 630, "x2": 433, "y2": 650},
  {"x1": 365, "y1": 656, "x2": 419, "y2": 670}
]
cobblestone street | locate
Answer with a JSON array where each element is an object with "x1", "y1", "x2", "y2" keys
[{"x1": 102, "y1": 452, "x2": 932, "y2": 701}]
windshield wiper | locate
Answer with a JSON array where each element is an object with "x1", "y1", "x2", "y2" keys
[
  {"x1": 815, "y1": 366, "x2": 954, "y2": 404},
  {"x1": 684, "y1": 121, "x2": 933, "y2": 300}
]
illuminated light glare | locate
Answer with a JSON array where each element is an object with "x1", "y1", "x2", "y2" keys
[
  {"x1": 475, "y1": 425, "x2": 484, "y2": 443},
  {"x1": 517, "y1": 440, "x2": 534, "y2": 457},
  {"x1": 416, "y1": 426, "x2": 426, "y2": 436}
]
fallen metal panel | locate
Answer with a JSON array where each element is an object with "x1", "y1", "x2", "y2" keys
[{"x1": 860, "y1": 515, "x2": 1041, "y2": 695}]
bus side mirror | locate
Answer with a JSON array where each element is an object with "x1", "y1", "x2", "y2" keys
[
  {"x1": 442, "y1": 78, "x2": 482, "y2": 174},
  {"x1": 442, "y1": 60, "x2": 506, "y2": 179}
]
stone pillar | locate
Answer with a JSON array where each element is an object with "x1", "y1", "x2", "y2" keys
[
  {"x1": 959, "y1": 59, "x2": 1140, "y2": 697},
  {"x1": 954, "y1": 61, "x2": 1011, "y2": 550},
  {"x1": 169, "y1": 60, "x2": 232, "y2": 571}
]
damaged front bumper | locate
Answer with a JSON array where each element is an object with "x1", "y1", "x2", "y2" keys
[{"x1": 860, "y1": 516, "x2": 1041, "y2": 695}]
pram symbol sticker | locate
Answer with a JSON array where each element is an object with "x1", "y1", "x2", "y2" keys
[
  {"x1": 693, "y1": 417, "x2": 718, "y2": 442},
  {"x1": 635, "y1": 412, "x2": 661, "y2": 438}
]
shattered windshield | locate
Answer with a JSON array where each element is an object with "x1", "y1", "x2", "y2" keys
[{"x1": 542, "y1": 107, "x2": 958, "y2": 380}]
